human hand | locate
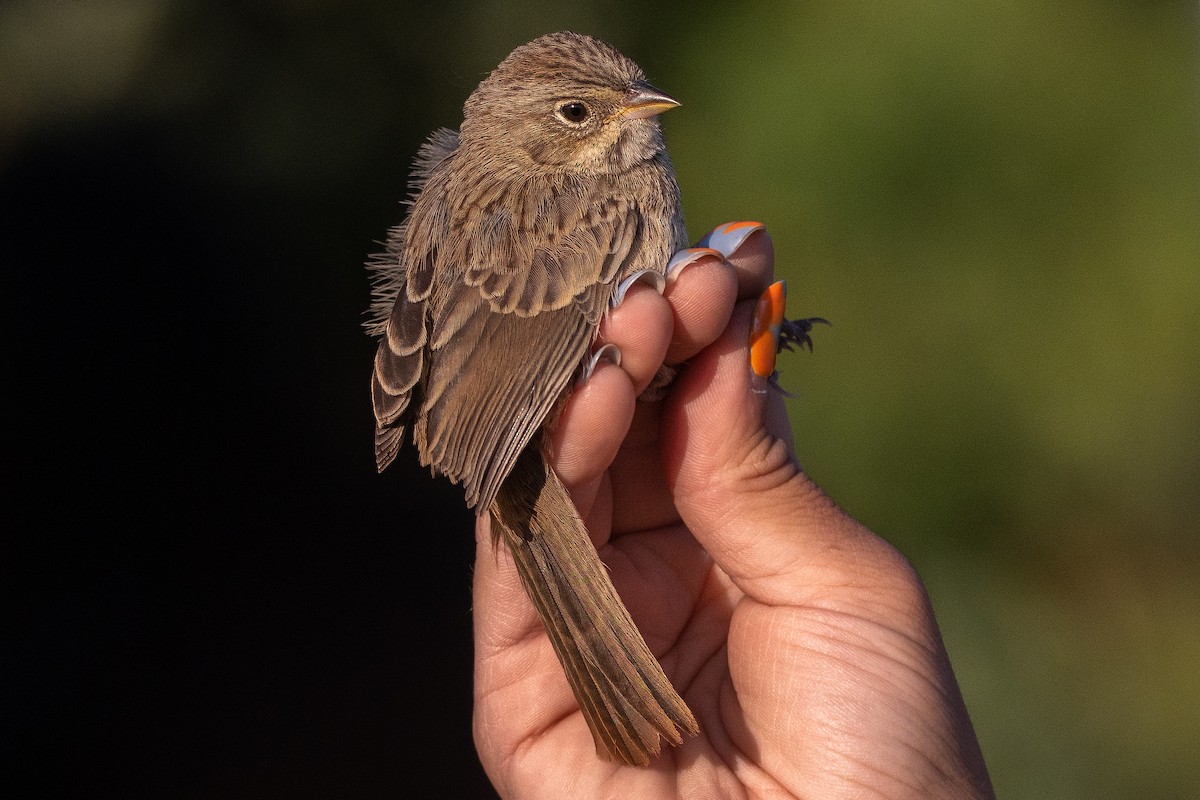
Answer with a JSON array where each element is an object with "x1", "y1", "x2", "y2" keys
[{"x1": 472, "y1": 223, "x2": 995, "y2": 799}]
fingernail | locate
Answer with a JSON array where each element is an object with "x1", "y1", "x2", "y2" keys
[
  {"x1": 697, "y1": 221, "x2": 765, "y2": 259},
  {"x1": 665, "y1": 246, "x2": 723, "y2": 281},
  {"x1": 749, "y1": 280, "x2": 787, "y2": 389},
  {"x1": 611, "y1": 269, "x2": 666, "y2": 308},
  {"x1": 578, "y1": 343, "x2": 622, "y2": 385}
]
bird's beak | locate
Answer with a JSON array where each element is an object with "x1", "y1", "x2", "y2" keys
[{"x1": 618, "y1": 80, "x2": 681, "y2": 120}]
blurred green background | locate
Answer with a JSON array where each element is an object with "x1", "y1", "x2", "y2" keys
[{"x1": 5, "y1": 0, "x2": 1197, "y2": 797}]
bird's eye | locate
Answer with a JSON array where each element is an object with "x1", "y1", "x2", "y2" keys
[{"x1": 555, "y1": 101, "x2": 590, "y2": 125}]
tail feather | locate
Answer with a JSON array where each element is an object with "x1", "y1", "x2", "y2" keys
[{"x1": 492, "y1": 445, "x2": 698, "y2": 765}]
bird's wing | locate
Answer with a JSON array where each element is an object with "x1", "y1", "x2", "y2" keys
[
  {"x1": 369, "y1": 128, "x2": 459, "y2": 471},
  {"x1": 413, "y1": 184, "x2": 645, "y2": 511}
]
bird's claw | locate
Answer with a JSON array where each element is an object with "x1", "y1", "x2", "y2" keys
[{"x1": 778, "y1": 317, "x2": 831, "y2": 354}]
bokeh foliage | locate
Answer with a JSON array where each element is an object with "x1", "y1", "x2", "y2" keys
[{"x1": 5, "y1": 1, "x2": 1198, "y2": 796}]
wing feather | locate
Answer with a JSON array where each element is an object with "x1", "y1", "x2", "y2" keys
[
  {"x1": 367, "y1": 128, "x2": 459, "y2": 469},
  {"x1": 414, "y1": 186, "x2": 637, "y2": 509}
]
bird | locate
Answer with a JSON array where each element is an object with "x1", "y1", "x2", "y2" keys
[{"x1": 365, "y1": 31, "x2": 698, "y2": 765}]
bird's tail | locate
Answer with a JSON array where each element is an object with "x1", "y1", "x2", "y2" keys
[{"x1": 491, "y1": 446, "x2": 698, "y2": 766}]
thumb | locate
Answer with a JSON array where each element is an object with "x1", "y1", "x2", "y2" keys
[{"x1": 661, "y1": 294, "x2": 883, "y2": 607}]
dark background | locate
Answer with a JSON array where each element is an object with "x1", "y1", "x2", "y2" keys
[
  {"x1": 5, "y1": 2, "x2": 1199, "y2": 798},
  {"x1": 4, "y1": 3, "x2": 491, "y2": 796}
]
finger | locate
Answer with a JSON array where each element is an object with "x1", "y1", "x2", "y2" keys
[
  {"x1": 698, "y1": 221, "x2": 775, "y2": 300},
  {"x1": 661, "y1": 290, "x2": 891, "y2": 607},
  {"x1": 662, "y1": 223, "x2": 776, "y2": 365},
  {"x1": 596, "y1": 282, "x2": 673, "y2": 396},
  {"x1": 606, "y1": 401, "x2": 677, "y2": 534},
  {"x1": 544, "y1": 360, "x2": 635, "y2": 532},
  {"x1": 663, "y1": 251, "x2": 738, "y2": 365}
]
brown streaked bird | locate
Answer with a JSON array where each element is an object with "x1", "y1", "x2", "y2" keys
[{"x1": 365, "y1": 32, "x2": 697, "y2": 764}]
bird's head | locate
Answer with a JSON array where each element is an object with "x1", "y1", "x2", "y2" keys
[{"x1": 460, "y1": 32, "x2": 679, "y2": 176}]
